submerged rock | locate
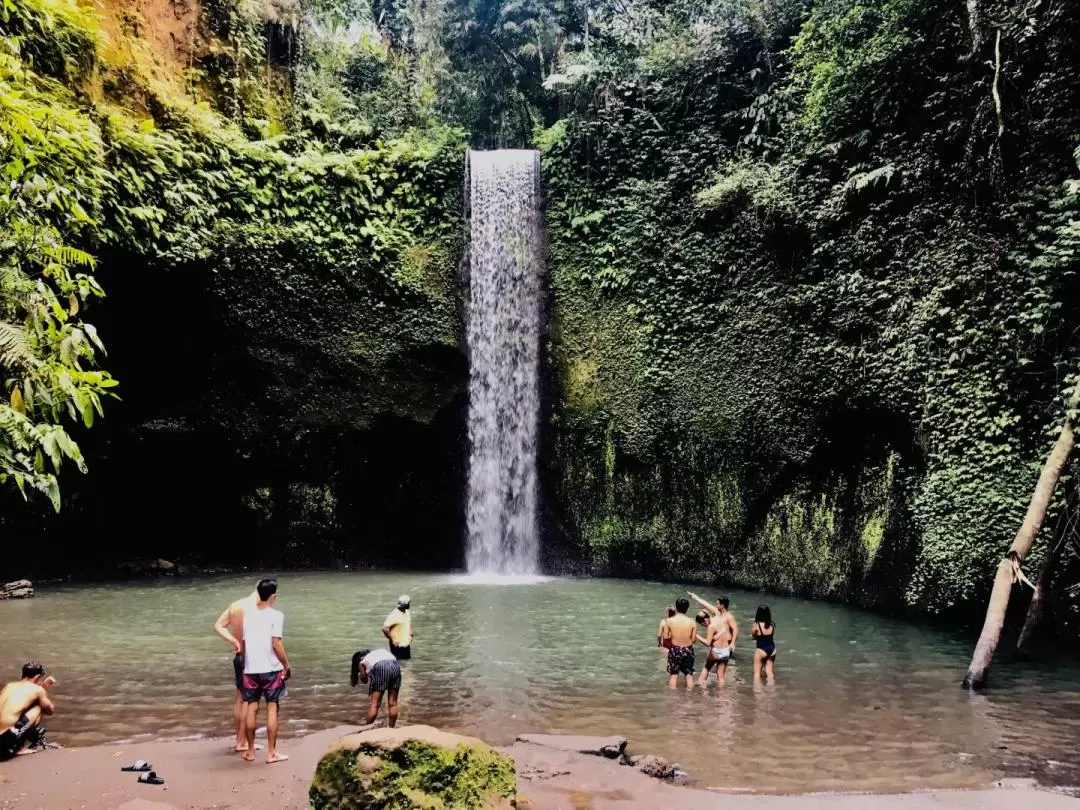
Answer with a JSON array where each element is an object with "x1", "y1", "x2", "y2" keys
[
  {"x1": 0, "y1": 580, "x2": 33, "y2": 600},
  {"x1": 309, "y1": 724, "x2": 517, "y2": 809},
  {"x1": 515, "y1": 733, "x2": 627, "y2": 759}
]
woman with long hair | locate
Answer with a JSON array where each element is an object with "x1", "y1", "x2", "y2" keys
[{"x1": 751, "y1": 605, "x2": 776, "y2": 683}]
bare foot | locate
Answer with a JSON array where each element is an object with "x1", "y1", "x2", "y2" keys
[
  {"x1": 242, "y1": 751, "x2": 256, "y2": 762},
  {"x1": 15, "y1": 748, "x2": 38, "y2": 756},
  {"x1": 234, "y1": 742, "x2": 263, "y2": 752},
  {"x1": 266, "y1": 752, "x2": 289, "y2": 764}
]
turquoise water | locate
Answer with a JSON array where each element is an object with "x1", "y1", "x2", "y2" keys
[{"x1": 1, "y1": 572, "x2": 1079, "y2": 793}]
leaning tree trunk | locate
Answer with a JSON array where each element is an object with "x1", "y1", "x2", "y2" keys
[
  {"x1": 962, "y1": 415, "x2": 1075, "y2": 688},
  {"x1": 1014, "y1": 484, "x2": 1077, "y2": 659}
]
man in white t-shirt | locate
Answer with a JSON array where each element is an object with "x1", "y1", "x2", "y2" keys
[
  {"x1": 350, "y1": 648, "x2": 402, "y2": 727},
  {"x1": 240, "y1": 578, "x2": 291, "y2": 764},
  {"x1": 382, "y1": 595, "x2": 412, "y2": 660},
  {"x1": 213, "y1": 583, "x2": 259, "y2": 752}
]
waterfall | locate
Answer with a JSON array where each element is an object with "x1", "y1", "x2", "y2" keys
[{"x1": 465, "y1": 149, "x2": 543, "y2": 575}]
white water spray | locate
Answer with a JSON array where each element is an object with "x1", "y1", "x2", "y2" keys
[{"x1": 464, "y1": 149, "x2": 543, "y2": 575}]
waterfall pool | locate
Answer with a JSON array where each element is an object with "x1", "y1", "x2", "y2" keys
[{"x1": 2, "y1": 571, "x2": 1079, "y2": 793}]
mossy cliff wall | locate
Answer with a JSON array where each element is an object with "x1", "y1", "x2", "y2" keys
[
  {"x1": 536, "y1": 0, "x2": 1080, "y2": 626},
  {"x1": 0, "y1": 0, "x2": 470, "y2": 573}
]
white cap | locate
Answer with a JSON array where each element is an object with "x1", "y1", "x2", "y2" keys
[{"x1": 397, "y1": 594, "x2": 411, "y2": 608}]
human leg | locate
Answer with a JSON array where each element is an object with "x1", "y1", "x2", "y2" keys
[
  {"x1": 243, "y1": 701, "x2": 258, "y2": 761},
  {"x1": 233, "y1": 654, "x2": 247, "y2": 750},
  {"x1": 765, "y1": 655, "x2": 775, "y2": 682},
  {"x1": 717, "y1": 658, "x2": 729, "y2": 685},
  {"x1": 387, "y1": 691, "x2": 399, "y2": 727},
  {"x1": 753, "y1": 649, "x2": 764, "y2": 681},
  {"x1": 698, "y1": 655, "x2": 714, "y2": 686},
  {"x1": 265, "y1": 700, "x2": 288, "y2": 763},
  {"x1": 367, "y1": 691, "x2": 383, "y2": 724}
]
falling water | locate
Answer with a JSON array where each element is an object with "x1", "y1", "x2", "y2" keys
[{"x1": 465, "y1": 149, "x2": 543, "y2": 575}]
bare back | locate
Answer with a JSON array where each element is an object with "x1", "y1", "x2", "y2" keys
[
  {"x1": 667, "y1": 613, "x2": 698, "y2": 647},
  {"x1": 224, "y1": 593, "x2": 257, "y2": 640},
  {"x1": 0, "y1": 681, "x2": 44, "y2": 728}
]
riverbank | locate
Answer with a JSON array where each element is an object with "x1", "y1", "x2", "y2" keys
[{"x1": 0, "y1": 727, "x2": 1077, "y2": 810}]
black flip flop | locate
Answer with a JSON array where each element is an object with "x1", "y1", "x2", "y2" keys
[
  {"x1": 137, "y1": 771, "x2": 164, "y2": 785},
  {"x1": 121, "y1": 760, "x2": 152, "y2": 772}
]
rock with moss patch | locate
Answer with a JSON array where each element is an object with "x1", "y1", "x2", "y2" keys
[{"x1": 309, "y1": 724, "x2": 517, "y2": 809}]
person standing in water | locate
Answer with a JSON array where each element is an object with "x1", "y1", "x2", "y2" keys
[
  {"x1": 213, "y1": 582, "x2": 259, "y2": 753},
  {"x1": 382, "y1": 595, "x2": 413, "y2": 660},
  {"x1": 666, "y1": 598, "x2": 698, "y2": 689},
  {"x1": 688, "y1": 591, "x2": 740, "y2": 653},
  {"x1": 752, "y1": 604, "x2": 777, "y2": 683},
  {"x1": 241, "y1": 578, "x2": 291, "y2": 764},
  {"x1": 0, "y1": 662, "x2": 56, "y2": 759},
  {"x1": 351, "y1": 648, "x2": 402, "y2": 727},
  {"x1": 699, "y1": 597, "x2": 736, "y2": 686},
  {"x1": 657, "y1": 605, "x2": 676, "y2": 648}
]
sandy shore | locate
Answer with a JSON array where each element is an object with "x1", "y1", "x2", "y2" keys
[{"x1": 0, "y1": 727, "x2": 1077, "y2": 810}]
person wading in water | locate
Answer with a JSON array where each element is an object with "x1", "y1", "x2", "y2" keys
[
  {"x1": 382, "y1": 595, "x2": 413, "y2": 660},
  {"x1": 699, "y1": 597, "x2": 737, "y2": 686},
  {"x1": 752, "y1": 604, "x2": 777, "y2": 683},
  {"x1": 351, "y1": 649, "x2": 402, "y2": 727},
  {"x1": 666, "y1": 598, "x2": 698, "y2": 689},
  {"x1": 657, "y1": 605, "x2": 676, "y2": 649}
]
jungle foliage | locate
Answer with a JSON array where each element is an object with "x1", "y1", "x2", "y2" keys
[
  {"x1": 1, "y1": 0, "x2": 467, "y2": 568},
  {"x1": 6, "y1": 0, "x2": 1080, "y2": 624}
]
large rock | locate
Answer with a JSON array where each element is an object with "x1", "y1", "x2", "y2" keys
[
  {"x1": 309, "y1": 725, "x2": 517, "y2": 809},
  {"x1": 515, "y1": 733, "x2": 627, "y2": 759},
  {"x1": 0, "y1": 580, "x2": 33, "y2": 600}
]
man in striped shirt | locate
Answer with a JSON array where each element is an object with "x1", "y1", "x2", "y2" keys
[{"x1": 350, "y1": 648, "x2": 402, "y2": 727}]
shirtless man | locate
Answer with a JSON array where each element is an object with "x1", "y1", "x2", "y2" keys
[
  {"x1": 0, "y1": 661, "x2": 56, "y2": 759},
  {"x1": 666, "y1": 598, "x2": 698, "y2": 689},
  {"x1": 213, "y1": 582, "x2": 259, "y2": 752}
]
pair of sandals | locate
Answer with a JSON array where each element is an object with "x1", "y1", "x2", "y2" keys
[{"x1": 121, "y1": 760, "x2": 165, "y2": 785}]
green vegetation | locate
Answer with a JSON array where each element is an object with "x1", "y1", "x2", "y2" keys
[
  {"x1": 310, "y1": 736, "x2": 517, "y2": 809},
  {"x1": 5, "y1": 0, "x2": 1080, "y2": 621}
]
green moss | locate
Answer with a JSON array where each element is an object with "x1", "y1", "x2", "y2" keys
[{"x1": 309, "y1": 739, "x2": 516, "y2": 810}]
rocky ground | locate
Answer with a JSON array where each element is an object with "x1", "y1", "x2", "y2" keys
[{"x1": 0, "y1": 726, "x2": 1077, "y2": 809}]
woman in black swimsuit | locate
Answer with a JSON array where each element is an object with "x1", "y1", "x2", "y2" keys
[{"x1": 751, "y1": 605, "x2": 776, "y2": 683}]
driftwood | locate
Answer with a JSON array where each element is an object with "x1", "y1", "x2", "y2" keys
[
  {"x1": 963, "y1": 400, "x2": 1075, "y2": 688},
  {"x1": 0, "y1": 580, "x2": 34, "y2": 600}
]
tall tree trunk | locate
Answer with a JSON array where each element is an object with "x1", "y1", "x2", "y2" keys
[
  {"x1": 1014, "y1": 485, "x2": 1077, "y2": 659},
  {"x1": 962, "y1": 416, "x2": 1075, "y2": 688}
]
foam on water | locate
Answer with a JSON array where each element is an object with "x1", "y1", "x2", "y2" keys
[{"x1": 442, "y1": 572, "x2": 555, "y2": 586}]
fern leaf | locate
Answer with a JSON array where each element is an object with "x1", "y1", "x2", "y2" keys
[{"x1": 0, "y1": 322, "x2": 39, "y2": 372}]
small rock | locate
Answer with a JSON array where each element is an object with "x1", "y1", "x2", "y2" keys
[
  {"x1": 635, "y1": 754, "x2": 675, "y2": 780},
  {"x1": 0, "y1": 580, "x2": 33, "y2": 600},
  {"x1": 516, "y1": 733, "x2": 627, "y2": 759}
]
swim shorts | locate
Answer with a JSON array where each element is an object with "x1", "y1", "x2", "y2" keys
[
  {"x1": 709, "y1": 646, "x2": 731, "y2": 663},
  {"x1": 0, "y1": 713, "x2": 34, "y2": 760},
  {"x1": 242, "y1": 671, "x2": 288, "y2": 703},
  {"x1": 368, "y1": 659, "x2": 402, "y2": 696},
  {"x1": 667, "y1": 645, "x2": 695, "y2": 676},
  {"x1": 390, "y1": 643, "x2": 411, "y2": 661},
  {"x1": 233, "y1": 653, "x2": 244, "y2": 690}
]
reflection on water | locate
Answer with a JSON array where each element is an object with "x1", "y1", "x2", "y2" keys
[{"x1": 1, "y1": 572, "x2": 1079, "y2": 793}]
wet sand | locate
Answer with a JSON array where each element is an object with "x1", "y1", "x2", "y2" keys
[{"x1": 0, "y1": 727, "x2": 1078, "y2": 810}]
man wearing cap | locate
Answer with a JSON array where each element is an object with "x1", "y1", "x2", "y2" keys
[{"x1": 382, "y1": 596, "x2": 413, "y2": 660}]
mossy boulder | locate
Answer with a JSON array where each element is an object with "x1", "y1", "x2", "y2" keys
[{"x1": 309, "y1": 725, "x2": 517, "y2": 809}]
